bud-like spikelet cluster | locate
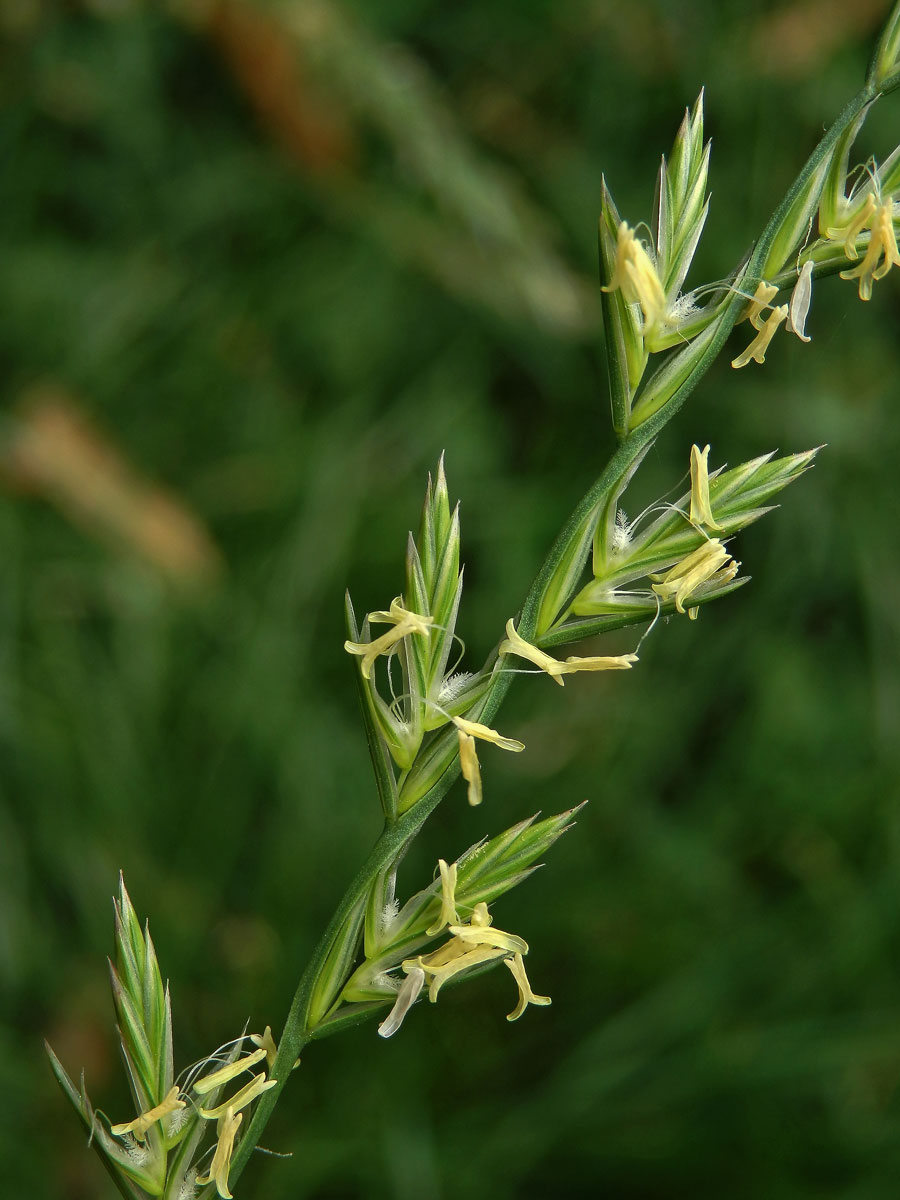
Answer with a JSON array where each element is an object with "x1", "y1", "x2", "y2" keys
[
  {"x1": 334, "y1": 808, "x2": 582, "y2": 1038},
  {"x1": 562, "y1": 445, "x2": 818, "y2": 632},
  {"x1": 46, "y1": 877, "x2": 280, "y2": 1199},
  {"x1": 598, "y1": 62, "x2": 900, "y2": 432}
]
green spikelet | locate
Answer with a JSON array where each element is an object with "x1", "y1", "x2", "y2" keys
[
  {"x1": 341, "y1": 804, "x2": 583, "y2": 1004},
  {"x1": 45, "y1": 876, "x2": 178, "y2": 1197},
  {"x1": 598, "y1": 180, "x2": 648, "y2": 433},
  {"x1": 569, "y1": 446, "x2": 818, "y2": 622},
  {"x1": 653, "y1": 91, "x2": 710, "y2": 302}
]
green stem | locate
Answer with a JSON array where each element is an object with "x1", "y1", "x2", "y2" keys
[
  {"x1": 221, "y1": 78, "x2": 875, "y2": 1196},
  {"x1": 226, "y1": 764, "x2": 459, "y2": 1186}
]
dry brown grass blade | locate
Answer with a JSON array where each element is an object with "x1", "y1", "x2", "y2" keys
[
  {"x1": 1, "y1": 388, "x2": 223, "y2": 590},
  {"x1": 751, "y1": 0, "x2": 885, "y2": 76},
  {"x1": 205, "y1": 0, "x2": 355, "y2": 173}
]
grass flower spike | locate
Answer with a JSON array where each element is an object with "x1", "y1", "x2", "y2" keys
[
  {"x1": 426, "y1": 858, "x2": 460, "y2": 935},
  {"x1": 198, "y1": 1073, "x2": 277, "y2": 1120},
  {"x1": 249, "y1": 1026, "x2": 277, "y2": 1069},
  {"x1": 826, "y1": 192, "x2": 877, "y2": 258},
  {"x1": 451, "y1": 715, "x2": 524, "y2": 807},
  {"x1": 457, "y1": 730, "x2": 484, "y2": 806},
  {"x1": 403, "y1": 902, "x2": 533, "y2": 1003},
  {"x1": 452, "y1": 714, "x2": 525, "y2": 753},
  {"x1": 602, "y1": 221, "x2": 669, "y2": 335},
  {"x1": 390, "y1": 901, "x2": 549, "y2": 1027},
  {"x1": 47, "y1": 10, "x2": 900, "y2": 1194},
  {"x1": 788, "y1": 261, "x2": 814, "y2": 342},
  {"x1": 500, "y1": 617, "x2": 572, "y2": 684},
  {"x1": 193, "y1": 1047, "x2": 268, "y2": 1095},
  {"x1": 377, "y1": 967, "x2": 426, "y2": 1038}
]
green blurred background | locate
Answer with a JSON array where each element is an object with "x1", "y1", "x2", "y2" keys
[{"x1": 3, "y1": 1, "x2": 900, "y2": 1196}]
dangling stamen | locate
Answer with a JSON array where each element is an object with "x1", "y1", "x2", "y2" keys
[
  {"x1": 649, "y1": 539, "x2": 734, "y2": 613},
  {"x1": 787, "y1": 260, "x2": 814, "y2": 342},
  {"x1": 840, "y1": 200, "x2": 900, "y2": 299},
  {"x1": 249, "y1": 1027, "x2": 277, "y2": 1070},
  {"x1": 504, "y1": 952, "x2": 552, "y2": 1021},
  {"x1": 377, "y1": 967, "x2": 426, "y2": 1038},
  {"x1": 111, "y1": 1086, "x2": 185, "y2": 1143},
  {"x1": 457, "y1": 730, "x2": 483, "y2": 806},
  {"x1": 499, "y1": 619, "x2": 638, "y2": 683},
  {"x1": 196, "y1": 1107, "x2": 242, "y2": 1200},
  {"x1": 193, "y1": 1048, "x2": 267, "y2": 1096},
  {"x1": 689, "y1": 443, "x2": 722, "y2": 530},
  {"x1": 498, "y1": 619, "x2": 570, "y2": 685},
  {"x1": 344, "y1": 599, "x2": 434, "y2": 679},
  {"x1": 731, "y1": 304, "x2": 788, "y2": 369},
  {"x1": 426, "y1": 859, "x2": 460, "y2": 935},
  {"x1": 451, "y1": 714, "x2": 525, "y2": 753},
  {"x1": 826, "y1": 191, "x2": 877, "y2": 260}
]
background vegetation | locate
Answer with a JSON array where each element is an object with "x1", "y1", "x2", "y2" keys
[{"x1": 3, "y1": 1, "x2": 900, "y2": 1196}]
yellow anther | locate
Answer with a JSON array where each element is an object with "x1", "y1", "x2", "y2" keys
[
  {"x1": 730, "y1": 303, "x2": 788, "y2": 369},
  {"x1": 197, "y1": 1107, "x2": 242, "y2": 1200},
  {"x1": 248, "y1": 1027, "x2": 300, "y2": 1072},
  {"x1": 111, "y1": 1085, "x2": 185, "y2": 1143},
  {"x1": 504, "y1": 951, "x2": 552, "y2": 1021},
  {"x1": 249, "y1": 1026, "x2": 277, "y2": 1070},
  {"x1": 826, "y1": 192, "x2": 877, "y2": 260},
  {"x1": 193, "y1": 1048, "x2": 267, "y2": 1096},
  {"x1": 689, "y1": 443, "x2": 722, "y2": 530},
  {"x1": 451, "y1": 715, "x2": 524, "y2": 808},
  {"x1": 840, "y1": 201, "x2": 900, "y2": 300},
  {"x1": 426, "y1": 859, "x2": 460, "y2": 936},
  {"x1": 602, "y1": 221, "x2": 669, "y2": 335},
  {"x1": 198, "y1": 1072, "x2": 277, "y2": 1121},
  {"x1": 745, "y1": 281, "x2": 779, "y2": 331},
  {"x1": 649, "y1": 539, "x2": 734, "y2": 614}
]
